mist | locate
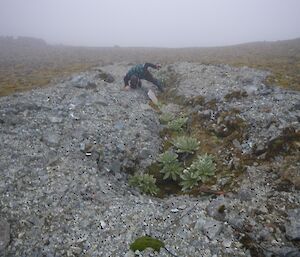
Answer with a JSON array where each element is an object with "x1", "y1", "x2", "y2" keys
[{"x1": 0, "y1": 0, "x2": 300, "y2": 48}]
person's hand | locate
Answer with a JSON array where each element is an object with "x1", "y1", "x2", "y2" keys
[
  {"x1": 124, "y1": 85, "x2": 130, "y2": 91},
  {"x1": 156, "y1": 63, "x2": 161, "y2": 70}
]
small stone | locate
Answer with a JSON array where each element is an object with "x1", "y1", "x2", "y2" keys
[
  {"x1": 223, "y1": 239, "x2": 232, "y2": 248},
  {"x1": 228, "y1": 216, "x2": 245, "y2": 230},
  {"x1": 198, "y1": 110, "x2": 212, "y2": 119},
  {"x1": 238, "y1": 188, "x2": 255, "y2": 201},
  {"x1": 104, "y1": 74, "x2": 115, "y2": 83},
  {"x1": 70, "y1": 246, "x2": 82, "y2": 255},
  {"x1": 116, "y1": 143, "x2": 126, "y2": 152},
  {"x1": 114, "y1": 121, "x2": 125, "y2": 130},
  {"x1": 70, "y1": 113, "x2": 80, "y2": 120},
  {"x1": 47, "y1": 158, "x2": 61, "y2": 167},
  {"x1": 195, "y1": 218, "x2": 223, "y2": 239},
  {"x1": 42, "y1": 132, "x2": 60, "y2": 147},
  {"x1": 245, "y1": 85, "x2": 258, "y2": 95},
  {"x1": 110, "y1": 160, "x2": 121, "y2": 173},
  {"x1": 86, "y1": 82, "x2": 97, "y2": 89},
  {"x1": 232, "y1": 139, "x2": 242, "y2": 150},
  {"x1": 100, "y1": 220, "x2": 106, "y2": 229},
  {"x1": 139, "y1": 148, "x2": 151, "y2": 159},
  {"x1": 80, "y1": 143, "x2": 94, "y2": 153},
  {"x1": 257, "y1": 228, "x2": 273, "y2": 242},
  {"x1": 124, "y1": 251, "x2": 135, "y2": 257},
  {"x1": 48, "y1": 116, "x2": 63, "y2": 123},
  {"x1": 140, "y1": 104, "x2": 152, "y2": 111},
  {"x1": 259, "y1": 205, "x2": 269, "y2": 214},
  {"x1": 206, "y1": 196, "x2": 227, "y2": 221}
]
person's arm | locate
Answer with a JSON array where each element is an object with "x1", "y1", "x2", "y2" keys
[
  {"x1": 124, "y1": 74, "x2": 130, "y2": 87},
  {"x1": 144, "y1": 63, "x2": 161, "y2": 71}
]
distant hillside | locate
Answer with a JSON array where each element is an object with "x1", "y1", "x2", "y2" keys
[
  {"x1": 0, "y1": 36, "x2": 47, "y2": 48},
  {"x1": 0, "y1": 37, "x2": 299, "y2": 96},
  {"x1": 176, "y1": 38, "x2": 300, "y2": 90}
]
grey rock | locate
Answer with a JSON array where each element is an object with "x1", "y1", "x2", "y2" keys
[
  {"x1": 95, "y1": 100, "x2": 108, "y2": 107},
  {"x1": 116, "y1": 143, "x2": 126, "y2": 152},
  {"x1": 285, "y1": 208, "x2": 300, "y2": 241},
  {"x1": 86, "y1": 82, "x2": 97, "y2": 89},
  {"x1": 114, "y1": 120, "x2": 125, "y2": 130},
  {"x1": 0, "y1": 220, "x2": 10, "y2": 251},
  {"x1": 47, "y1": 158, "x2": 61, "y2": 167},
  {"x1": 232, "y1": 139, "x2": 242, "y2": 150},
  {"x1": 48, "y1": 116, "x2": 63, "y2": 123},
  {"x1": 228, "y1": 216, "x2": 245, "y2": 230},
  {"x1": 124, "y1": 251, "x2": 135, "y2": 257},
  {"x1": 110, "y1": 160, "x2": 121, "y2": 173},
  {"x1": 42, "y1": 132, "x2": 60, "y2": 147},
  {"x1": 237, "y1": 188, "x2": 255, "y2": 201},
  {"x1": 195, "y1": 218, "x2": 223, "y2": 239},
  {"x1": 206, "y1": 196, "x2": 227, "y2": 221},
  {"x1": 104, "y1": 74, "x2": 115, "y2": 83},
  {"x1": 198, "y1": 110, "x2": 212, "y2": 119},
  {"x1": 139, "y1": 148, "x2": 152, "y2": 159},
  {"x1": 80, "y1": 142, "x2": 94, "y2": 153},
  {"x1": 255, "y1": 142, "x2": 266, "y2": 155},
  {"x1": 245, "y1": 85, "x2": 259, "y2": 95},
  {"x1": 266, "y1": 247, "x2": 300, "y2": 257},
  {"x1": 257, "y1": 228, "x2": 273, "y2": 242},
  {"x1": 290, "y1": 102, "x2": 300, "y2": 111},
  {"x1": 72, "y1": 93, "x2": 89, "y2": 106}
]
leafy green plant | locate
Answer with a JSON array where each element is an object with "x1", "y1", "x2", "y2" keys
[
  {"x1": 167, "y1": 116, "x2": 188, "y2": 131},
  {"x1": 193, "y1": 154, "x2": 216, "y2": 182},
  {"x1": 172, "y1": 136, "x2": 200, "y2": 154},
  {"x1": 158, "y1": 150, "x2": 178, "y2": 165},
  {"x1": 158, "y1": 151, "x2": 183, "y2": 181},
  {"x1": 159, "y1": 112, "x2": 174, "y2": 124},
  {"x1": 129, "y1": 173, "x2": 159, "y2": 196},
  {"x1": 180, "y1": 168, "x2": 202, "y2": 191},
  {"x1": 161, "y1": 162, "x2": 183, "y2": 181},
  {"x1": 179, "y1": 154, "x2": 216, "y2": 191}
]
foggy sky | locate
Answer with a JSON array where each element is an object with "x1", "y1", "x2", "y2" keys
[{"x1": 1, "y1": 0, "x2": 300, "y2": 47}]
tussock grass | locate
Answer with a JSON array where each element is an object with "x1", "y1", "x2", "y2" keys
[{"x1": 1, "y1": 38, "x2": 299, "y2": 96}]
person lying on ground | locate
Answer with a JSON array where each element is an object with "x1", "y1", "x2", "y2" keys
[{"x1": 123, "y1": 63, "x2": 163, "y2": 92}]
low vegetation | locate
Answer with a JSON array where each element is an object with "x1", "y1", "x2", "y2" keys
[
  {"x1": 158, "y1": 151, "x2": 183, "y2": 181},
  {"x1": 130, "y1": 236, "x2": 165, "y2": 252},
  {"x1": 166, "y1": 116, "x2": 188, "y2": 132},
  {"x1": 129, "y1": 173, "x2": 159, "y2": 196},
  {"x1": 1, "y1": 37, "x2": 299, "y2": 96},
  {"x1": 159, "y1": 112, "x2": 174, "y2": 124},
  {"x1": 172, "y1": 136, "x2": 200, "y2": 154},
  {"x1": 180, "y1": 154, "x2": 215, "y2": 191}
]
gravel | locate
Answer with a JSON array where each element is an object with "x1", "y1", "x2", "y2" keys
[{"x1": 0, "y1": 62, "x2": 299, "y2": 257}]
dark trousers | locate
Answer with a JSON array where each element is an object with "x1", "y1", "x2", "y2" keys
[{"x1": 144, "y1": 71, "x2": 163, "y2": 91}]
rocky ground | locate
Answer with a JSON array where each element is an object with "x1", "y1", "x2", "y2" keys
[{"x1": 0, "y1": 62, "x2": 299, "y2": 257}]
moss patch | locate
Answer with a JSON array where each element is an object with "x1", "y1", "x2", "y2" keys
[{"x1": 130, "y1": 236, "x2": 165, "y2": 252}]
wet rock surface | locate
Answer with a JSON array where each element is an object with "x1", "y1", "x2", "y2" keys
[{"x1": 0, "y1": 62, "x2": 299, "y2": 256}]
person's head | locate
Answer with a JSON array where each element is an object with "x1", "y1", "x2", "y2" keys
[{"x1": 130, "y1": 75, "x2": 139, "y2": 88}]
